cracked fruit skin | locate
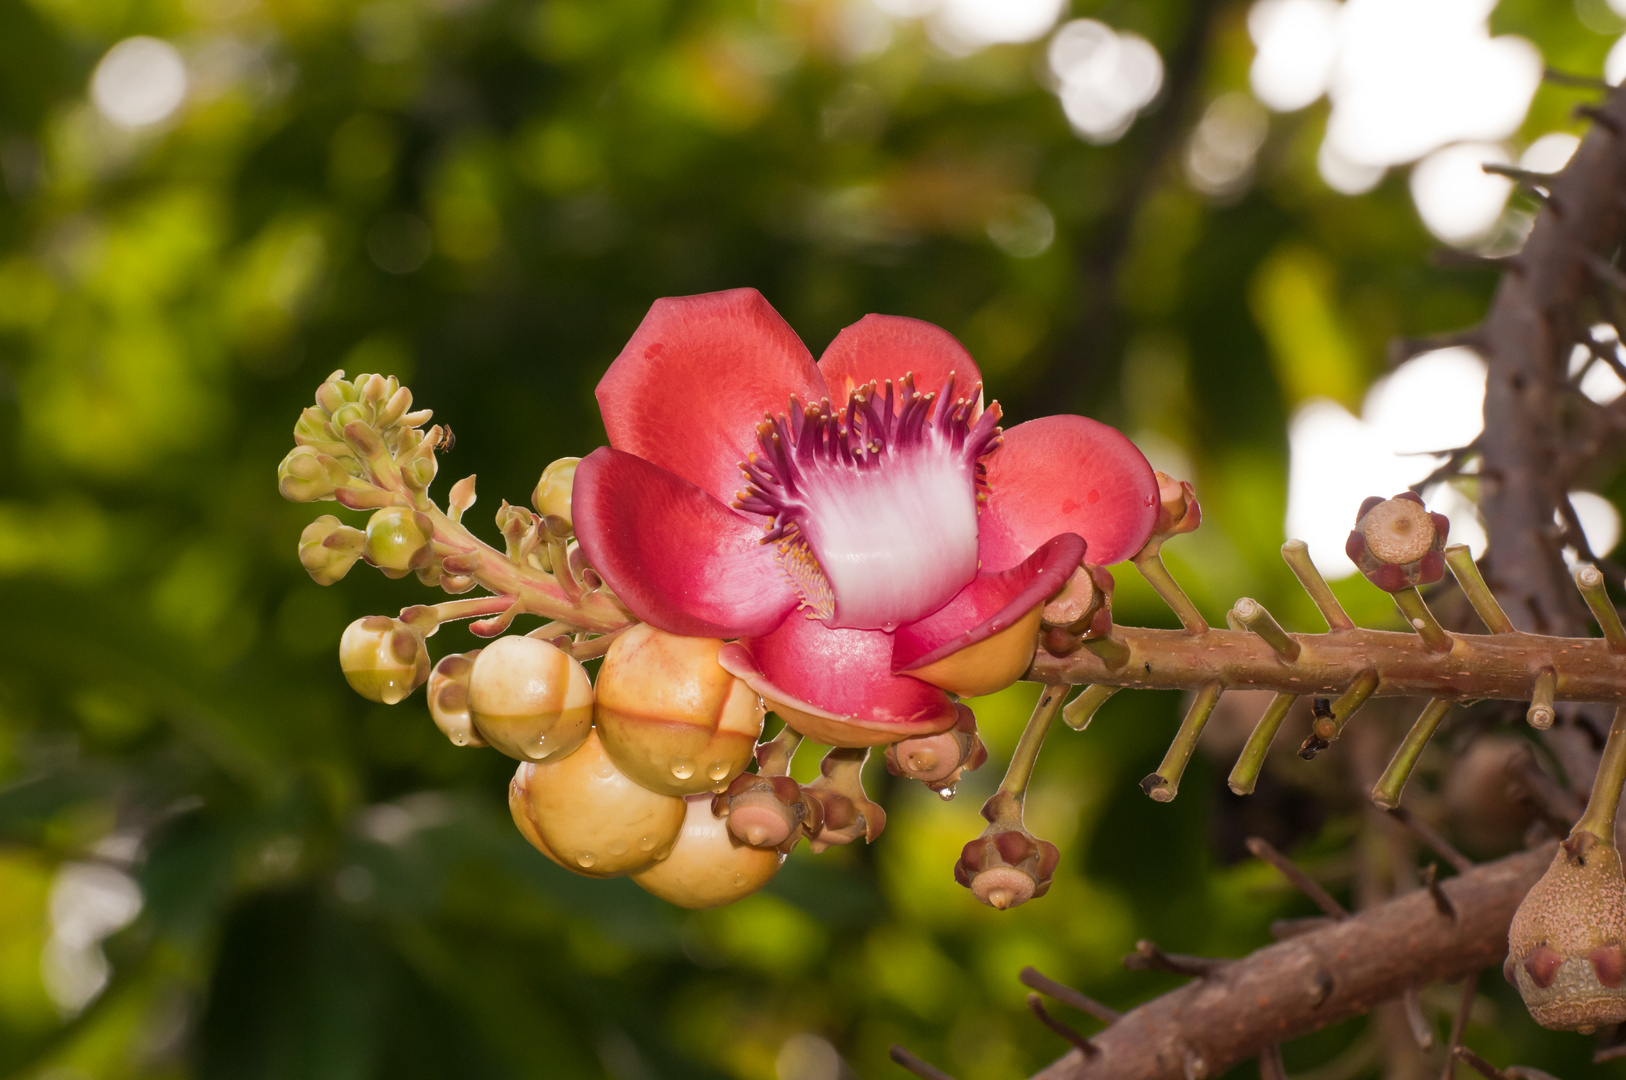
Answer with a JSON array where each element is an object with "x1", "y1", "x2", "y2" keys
[
  {"x1": 510, "y1": 730, "x2": 686, "y2": 879},
  {"x1": 468, "y1": 635, "x2": 593, "y2": 763},
  {"x1": 594, "y1": 624, "x2": 765, "y2": 796},
  {"x1": 572, "y1": 288, "x2": 1159, "y2": 747},
  {"x1": 632, "y1": 794, "x2": 785, "y2": 908},
  {"x1": 1508, "y1": 840, "x2": 1626, "y2": 1031}
]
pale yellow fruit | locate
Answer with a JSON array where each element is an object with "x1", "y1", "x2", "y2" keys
[
  {"x1": 468, "y1": 635, "x2": 592, "y2": 762},
  {"x1": 595, "y1": 624, "x2": 764, "y2": 795},
  {"x1": 633, "y1": 794, "x2": 785, "y2": 908},
  {"x1": 510, "y1": 730, "x2": 686, "y2": 878}
]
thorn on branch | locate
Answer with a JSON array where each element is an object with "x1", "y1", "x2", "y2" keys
[
  {"x1": 1403, "y1": 983, "x2": 1436, "y2": 1050},
  {"x1": 889, "y1": 1045, "x2": 958, "y2": 1080},
  {"x1": 1421, "y1": 862, "x2": 1457, "y2": 920},
  {"x1": 1027, "y1": 994, "x2": 1101, "y2": 1058},
  {"x1": 1386, "y1": 805, "x2": 1475, "y2": 874},
  {"x1": 1246, "y1": 836, "x2": 1349, "y2": 919},
  {"x1": 1124, "y1": 939, "x2": 1230, "y2": 978},
  {"x1": 1018, "y1": 966, "x2": 1122, "y2": 1024}
]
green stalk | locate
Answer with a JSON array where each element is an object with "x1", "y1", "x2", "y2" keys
[
  {"x1": 1281, "y1": 540, "x2": 1354, "y2": 631},
  {"x1": 998, "y1": 684, "x2": 1069, "y2": 800},
  {"x1": 1576, "y1": 564, "x2": 1626, "y2": 653},
  {"x1": 1228, "y1": 692, "x2": 1297, "y2": 796},
  {"x1": 1572, "y1": 705, "x2": 1626, "y2": 845},
  {"x1": 1443, "y1": 544, "x2": 1514, "y2": 634},
  {"x1": 1312, "y1": 668, "x2": 1380, "y2": 742},
  {"x1": 1232, "y1": 597, "x2": 1300, "y2": 661},
  {"x1": 1142, "y1": 682, "x2": 1223, "y2": 803},
  {"x1": 1392, "y1": 587, "x2": 1451, "y2": 653},
  {"x1": 1061, "y1": 684, "x2": 1119, "y2": 731},
  {"x1": 1371, "y1": 698, "x2": 1453, "y2": 809},
  {"x1": 1132, "y1": 548, "x2": 1209, "y2": 634},
  {"x1": 1527, "y1": 667, "x2": 1556, "y2": 730}
]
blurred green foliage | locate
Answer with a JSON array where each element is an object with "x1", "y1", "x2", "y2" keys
[{"x1": 1, "y1": 0, "x2": 1622, "y2": 1077}]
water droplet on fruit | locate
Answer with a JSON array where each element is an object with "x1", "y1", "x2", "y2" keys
[
  {"x1": 637, "y1": 836, "x2": 656, "y2": 852},
  {"x1": 452, "y1": 733, "x2": 466, "y2": 746},
  {"x1": 577, "y1": 852, "x2": 596, "y2": 868},
  {"x1": 938, "y1": 785, "x2": 957, "y2": 800},
  {"x1": 707, "y1": 761, "x2": 729, "y2": 781},
  {"x1": 607, "y1": 839, "x2": 628, "y2": 856},
  {"x1": 733, "y1": 873, "x2": 745, "y2": 886},
  {"x1": 596, "y1": 763, "x2": 614, "y2": 779},
  {"x1": 671, "y1": 759, "x2": 695, "y2": 780}
]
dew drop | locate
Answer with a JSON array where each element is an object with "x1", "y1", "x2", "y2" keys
[
  {"x1": 671, "y1": 759, "x2": 695, "y2": 780},
  {"x1": 596, "y1": 764, "x2": 615, "y2": 779},
  {"x1": 607, "y1": 839, "x2": 628, "y2": 856},
  {"x1": 707, "y1": 761, "x2": 729, "y2": 781},
  {"x1": 577, "y1": 852, "x2": 596, "y2": 868},
  {"x1": 938, "y1": 785, "x2": 957, "y2": 800},
  {"x1": 733, "y1": 873, "x2": 746, "y2": 886},
  {"x1": 452, "y1": 733, "x2": 466, "y2": 746},
  {"x1": 637, "y1": 835, "x2": 656, "y2": 852}
]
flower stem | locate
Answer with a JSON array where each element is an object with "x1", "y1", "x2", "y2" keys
[
  {"x1": 1311, "y1": 668, "x2": 1380, "y2": 742},
  {"x1": 399, "y1": 594, "x2": 514, "y2": 634},
  {"x1": 1371, "y1": 698, "x2": 1453, "y2": 809},
  {"x1": 998, "y1": 684, "x2": 1069, "y2": 800},
  {"x1": 1132, "y1": 548, "x2": 1208, "y2": 634},
  {"x1": 1228, "y1": 692, "x2": 1297, "y2": 796},
  {"x1": 1576, "y1": 564, "x2": 1626, "y2": 654},
  {"x1": 1142, "y1": 681, "x2": 1222, "y2": 803},
  {"x1": 1527, "y1": 667, "x2": 1556, "y2": 729},
  {"x1": 756, "y1": 722, "x2": 804, "y2": 777},
  {"x1": 1062, "y1": 684, "x2": 1119, "y2": 731},
  {"x1": 1392, "y1": 587, "x2": 1452, "y2": 653},
  {"x1": 1232, "y1": 597, "x2": 1300, "y2": 661},
  {"x1": 1573, "y1": 705, "x2": 1626, "y2": 845},
  {"x1": 1444, "y1": 544, "x2": 1514, "y2": 634},
  {"x1": 1281, "y1": 540, "x2": 1354, "y2": 631}
]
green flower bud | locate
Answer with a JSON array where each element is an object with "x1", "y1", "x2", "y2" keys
[
  {"x1": 401, "y1": 452, "x2": 437, "y2": 490},
  {"x1": 363, "y1": 507, "x2": 434, "y2": 574},
  {"x1": 339, "y1": 616, "x2": 430, "y2": 704},
  {"x1": 298, "y1": 516, "x2": 366, "y2": 585},
  {"x1": 532, "y1": 457, "x2": 580, "y2": 526},
  {"x1": 360, "y1": 373, "x2": 389, "y2": 404},
  {"x1": 376, "y1": 386, "x2": 412, "y2": 430},
  {"x1": 315, "y1": 374, "x2": 356, "y2": 415},
  {"x1": 279, "y1": 446, "x2": 338, "y2": 503}
]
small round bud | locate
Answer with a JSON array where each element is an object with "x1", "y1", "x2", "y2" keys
[
  {"x1": 1508, "y1": 834, "x2": 1626, "y2": 1030},
  {"x1": 633, "y1": 794, "x2": 785, "y2": 908},
  {"x1": 298, "y1": 516, "x2": 365, "y2": 586},
  {"x1": 510, "y1": 731, "x2": 687, "y2": 878},
  {"x1": 339, "y1": 616, "x2": 430, "y2": 704},
  {"x1": 1345, "y1": 493, "x2": 1448, "y2": 593},
  {"x1": 532, "y1": 457, "x2": 580, "y2": 527},
  {"x1": 594, "y1": 625, "x2": 765, "y2": 796},
  {"x1": 468, "y1": 635, "x2": 593, "y2": 763},
  {"x1": 427, "y1": 651, "x2": 486, "y2": 747},
  {"x1": 279, "y1": 446, "x2": 338, "y2": 503},
  {"x1": 315, "y1": 374, "x2": 355, "y2": 416},
  {"x1": 953, "y1": 790, "x2": 1058, "y2": 911},
  {"x1": 883, "y1": 704, "x2": 986, "y2": 796},
  {"x1": 712, "y1": 773, "x2": 822, "y2": 849},
  {"x1": 363, "y1": 507, "x2": 434, "y2": 576},
  {"x1": 1152, "y1": 471, "x2": 1201, "y2": 538}
]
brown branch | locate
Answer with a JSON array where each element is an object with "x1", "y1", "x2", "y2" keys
[
  {"x1": 1246, "y1": 836, "x2": 1349, "y2": 920},
  {"x1": 892, "y1": 1045, "x2": 958, "y2": 1080},
  {"x1": 1388, "y1": 807, "x2": 1475, "y2": 874},
  {"x1": 1030, "y1": 845, "x2": 1551, "y2": 1080},
  {"x1": 1020, "y1": 967, "x2": 1122, "y2": 1024}
]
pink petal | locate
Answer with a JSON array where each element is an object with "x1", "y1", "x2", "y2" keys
[
  {"x1": 818, "y1": 314, "x2": 984, "y2": 403},
  {"x1": 573, "y1": 448, "x2": 799, "y2": 638},
  {"x1": 717, "y1": 618, "x2": 958, "y2": 748},
  {"x1": 596, "y1": 289, "x2": 828, "y2": 505},
  {"x1": 893, "y1": 533, "x2": 1084, "y2": 672},
  {"x1": 978, "y1": 415, "x2": 1158, "y2": 572}
]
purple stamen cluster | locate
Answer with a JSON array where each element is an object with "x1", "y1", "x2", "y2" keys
[{"x1": 733, "y1": 373, "x2": 1003, "y2": 543}]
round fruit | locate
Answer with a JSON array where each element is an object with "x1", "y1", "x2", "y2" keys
[
  {"x1": 468, "y1": 635, "x2": 593, "y2": 762},
  {"x1": 339, "y1": 616, "x2": 429, "y2": 704},
  {"x1": 427, "y1": 651, "x2": 485, "y2": 747},
  {"x1": 633, "y1": 794, "x2": 785, "y2": 908}
]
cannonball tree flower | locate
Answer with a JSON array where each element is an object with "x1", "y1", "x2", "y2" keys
[{"x1": 573, "y1": 289, "x2": 1159, "y2": 748}]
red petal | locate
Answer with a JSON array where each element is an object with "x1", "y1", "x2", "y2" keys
[
  {"x1": 596, "y1": 288, "x2": 827, "y2": 504},
  {"x1": 717, "y1": 618, "x2": 957, "y2": 748},
  {"x1": 894, "y1": 533, "x2": 1084, "y2": 671},
  {"x1": 573, "y1": 448, "x2": 799, "y2": 638},
  {"x1": 818, "y1": 314, "x2": 984, "y2": 402},
  {"x1": 978, "y1": 415, "x2": 1158, "y2": 571}
]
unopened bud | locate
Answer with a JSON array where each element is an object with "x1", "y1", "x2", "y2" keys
[
  {"x1": 428, "y1": 651, "x2": 486, "y2": 747},
  {"x1": 315, "y1": 373, "x2": 355, "y2": 415},
  {"x1": 468, "y1": 634, "x2": 593, "y2": 763},
  {"x1": 339, "y1": 616, "x2": 430, "y2": 704},
  {"x1": 633, "y1": 794, "x2": 786, "y2": 908},
  {"x1": 594, "y1": 625, "x2": 764, "y2": 796},
  {"x1": 712, "y1": 773, "x2": 822, "y2": 850},
  {"x1": 883, "y1": 704, "x2": 986, "y2": 796},
  {"x1": 363, "y1": 507, "x2": 434, "y2": 576},
  {"x1": 298, "y1": 515, "x2": 365, "y2": 585},
  {"x1": 953, "y1": 792, "x2": 1059, "y2": 911},
  {"x1": 279, "y1": 446, "x2": 338, "y2": 503},
  {"x1": 804, "y1": 748, "x2": 885, "y2": 852},
  {"x1": 1040, "y1": 563, "x2": 1116, "y2": 656},
  {"x1": 1345, "y1": 493, "x2": 1448, "y2": 593},
  {"x1": 532, "y1": 457, "x2": 580, "y2": 526},
  {"x1": 1152, "y1": 471, "x2": 1201, "y2": 538},
  {"x1": 1508, "y1": 833, "x2": 1626, "y2": 1030}
]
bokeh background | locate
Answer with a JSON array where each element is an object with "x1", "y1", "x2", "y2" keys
[{"x1": 4, "y1": 0, "x2": 1626, "y2": 1077}]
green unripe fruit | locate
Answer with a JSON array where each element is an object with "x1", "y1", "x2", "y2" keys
[
  {"x1": 339, "y1": 616, "x2": 430, "y2": 704},
  {"x1": 532, "y1": 457, "x2": 579, "y2": 527},
  {"x1": 278, "y1": 446, "x2": 337, "y2": 503},
  {"x1": 363, "y1": 507, "x2": 433, "y2": 574},
  {"x1": 298, "y1": 516, "x2": 365, "y2": 585}
]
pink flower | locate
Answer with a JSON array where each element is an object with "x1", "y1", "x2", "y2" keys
[{"x1": 573, "y1": 289, "x2": 1159, "y2": 748}]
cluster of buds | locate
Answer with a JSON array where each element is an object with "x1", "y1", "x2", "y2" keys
[{"x1": 279, "y1": 371, "x2": 441, "y2": 508}]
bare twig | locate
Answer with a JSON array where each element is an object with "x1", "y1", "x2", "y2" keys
[
  {"x1": 1387, "y1": 807, "x2": 1474, "y2": 874},
  {"x1": 1403, "y1": 984, "x2": 1435, "y2": 1050},
  {"x1": 1441, "y1": 972, "x2": 1480, "y2": 1080},
  {"x1": 1028, "y1": 995, "x2": 1100, "y2": 1058},
  {"x1": 1452, "y1": 1046, "x2": 1509, "y2": 1080},
  {"x1": 1246, "y1": 836, "x2": 1348, "y2": 920},
  {"x1": 1123, "y1": 940, "x2": 1230, "y2": 978},
  {"x1": 891, "y1": 1045, "x2": 958, "y2": 1080},
  {"x1": 1019, "y1": 967, "x2": 1121, "y2": 1024}
]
